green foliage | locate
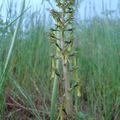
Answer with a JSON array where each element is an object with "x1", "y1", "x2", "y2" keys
[
  {"x1": 0, "y1": 0, "x2": 120, "y2": 119},
  {"x1": 77, "y1": 17, "x2": 120, "y2": 119},
  {"x1": 76, "y1": 112, "x2": 85, "y2": 120}
]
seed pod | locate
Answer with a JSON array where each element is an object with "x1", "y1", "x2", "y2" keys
[
  {"x1": 50, "y1": 55, "x2": 56, "y2": 80},
  {"x1": 73, "y1": 55, "x2": 81, "y2": 97}
]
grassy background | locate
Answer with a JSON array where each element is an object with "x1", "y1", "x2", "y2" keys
[{"x1": 0, "y1": 0, "x2": 120, "y2": 119}]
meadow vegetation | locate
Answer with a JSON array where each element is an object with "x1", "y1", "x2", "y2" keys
[{"x1": 0, "y1": 0, "x2": 120, "y2": 119}]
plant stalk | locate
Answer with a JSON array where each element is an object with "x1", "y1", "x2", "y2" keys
[
  {"x1": 50, "y1": 56, "x2": 59, "y2": 120},
  {"x1": 61, "y1": 28, "x2": 73, "y2": 118}
]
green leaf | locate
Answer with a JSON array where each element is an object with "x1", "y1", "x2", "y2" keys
[{"x1": 76, "y1": 112, "x2": 85, "y2": 120}]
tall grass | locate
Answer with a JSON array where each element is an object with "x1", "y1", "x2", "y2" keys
[
  {"x1": 76, "y1": 16, "x2": 120, "y2": 119},
  {"x1": 0, "y1": 0, "x2": 25, "y2": 118},
  {"x1": 0, "y1": 0, "x2": 120, "y2": 119}
]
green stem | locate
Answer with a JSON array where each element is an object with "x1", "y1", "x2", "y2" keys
[
  {"x1": 50, "y1": 59, "x2": 59, "y2": 120},
  {"x1": 61, "y1": 6, "x2": 73, "y2": 118},
  {"x1": 61, "y1": 30, "x2": 73, "y2": 118},
  {"x1": 0, "y1": 0, "x2": 25, "y2": 88}
]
